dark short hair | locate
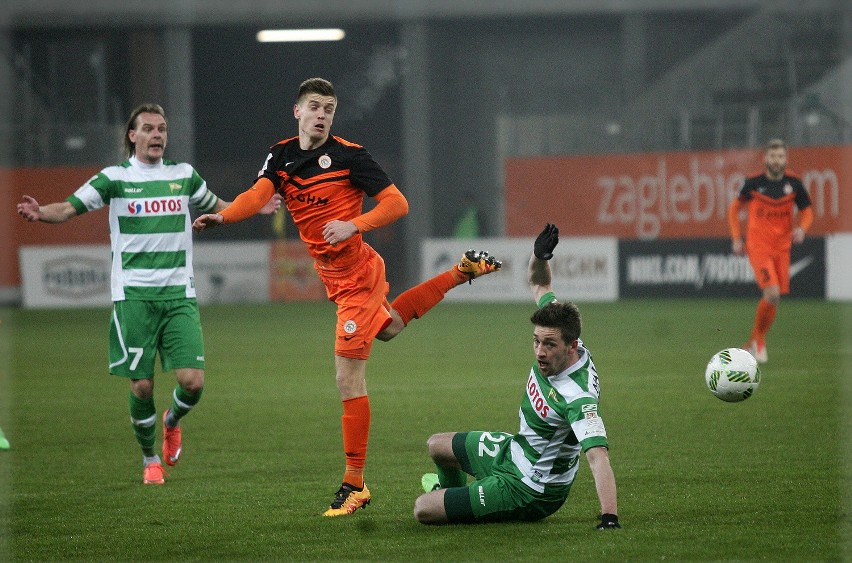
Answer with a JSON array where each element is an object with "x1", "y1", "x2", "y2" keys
[
  {"x1": 123, "y1": 103, "x2": 166, "y2": 158},
  {"x1": 530, "y1": 301, "x2": 582, "y2": 344},
  {"x1": 765, "y1": 138, "x2": 786, "y2": 151},
  {"x1": 297, "y1": 77, "x2": 336, "y2": 103}
]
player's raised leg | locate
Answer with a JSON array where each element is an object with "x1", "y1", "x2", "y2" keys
[{"x1": 380, "y1": 249, "x2": 502, "y2": 339}]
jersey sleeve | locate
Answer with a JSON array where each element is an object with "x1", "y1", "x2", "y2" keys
[
  {"x1": 187, "y1": 168, "x2": 219, "y2": 212},
  {"x1": 565, "y1": 397, "x2": 609, "y2": 452},
  {"x1": 219, "y1": 178, "x2": 276, "y2": 224},
  {"x1": 351, "y1": 184, "x2": 408, "y2": 232},
  {"x1": 67, "y1": 171, "x2": 112, "y2": 215},
  {"x1": 792, "y1": 178, "x2": 812, "y2": 210},
  {"x1": 257, "y1": 144, "x2": 283, "y2": 188},
  {"x1": 727, "y1": 197, "x2": 744, "y2": 239},
  {"x1": 348, "y1": 147, "x2": 393, "y2": 197},
  {"x1": 737, "y1": 176, "x2": 757, "y2": 201}
]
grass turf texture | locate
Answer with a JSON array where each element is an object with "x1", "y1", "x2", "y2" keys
[{"x1": 1, "y1": 299, "x2": 849, "y2": 561}]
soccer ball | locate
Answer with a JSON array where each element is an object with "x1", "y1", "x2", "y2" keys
[{"x1": 705, "y1": 348, "x2": 761, "y2": 402}]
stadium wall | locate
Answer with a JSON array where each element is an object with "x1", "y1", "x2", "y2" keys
[
  {"x1": 9, "y1": 143, "x2": 852, "y2": 305},
  {"x1": 1, "y1": 167, "x2": 104, "y2": 302},
  {"x1": 501, "y1": 143, "x2": 851, "y2": 302},
  {"x1": 618, "y1": 237, "x2": 825, "y2": 299},
  {"x1": 17, "y1": 232, "x2": 850, "y2": 307},
  {"x1": 504, "y1": 144, "x2": 851, "y2": 239},
  {"x1": 17, "y1": 241, "x2": 323, "y2": 308}
]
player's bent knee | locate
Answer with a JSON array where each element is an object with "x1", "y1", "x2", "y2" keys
[
  {"x1": 426, "y1": 433, "x2": 448, "y2": 456},
  {"x1": 130, "y1": 378, "x2": 154, "y2": 399},
  {"x1": 177, "y1": 370, "x2": 205, "y2": 395},
  {"x1": 763, "y1": 286, "x2": 781, "y2": 304},
  {"x1": 376, "y1": 316, "x2": 405, "y2": 342},
  {"x1": 413, "y1": 494, "x2": 445, "y2": 525},
  {"x1": 182, "y1": 379, "x2": 204, "y2": 395},
  {"x1": 413, "y1": 496, "x2": 428, "y2": 523}
]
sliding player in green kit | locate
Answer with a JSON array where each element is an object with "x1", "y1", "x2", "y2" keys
[{"x1": 414, "y1": 224, "x2": 621, "y2": 529}]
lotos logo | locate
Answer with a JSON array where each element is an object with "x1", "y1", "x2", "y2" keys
[
  {"x1": 527, "y1": 373, "x2": 550, "y2": 418},
  {"x1": 126, "y1": 198, "x2": 183, "y2": 215}
]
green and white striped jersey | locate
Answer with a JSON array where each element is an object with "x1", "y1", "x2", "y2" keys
[
  {"x1": 494, "y1": 296, "x2": 609, "y2": 495},
  {"x1": 66, "y1": 156, "x2": 219, "y2": 301}
]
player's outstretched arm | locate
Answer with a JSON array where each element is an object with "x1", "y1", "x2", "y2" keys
[
  {"x1": 17, "y1": 195, "x2": 78, "y2": 224},
  {"x1": 193, "y1": 192, "x2": 282, "y2": 231},
  {"x1": 528, "y1": 223, "x2": 558, "y2": 303},
  {"x1": 195, "y1": 178, "x2": 278, "y2": 232},
  {"x1": 586, "y1": 446, "x2": 620, "y2": 529},
  {"x1": 192, "y1": 213, "x2": 224, "y2": 232},
  {"x1": 258, "y1": 193, "x2": 283, "y2": 215},
  {"x1": 210, "y1": 192, "x2": 283, "y2": 215}
]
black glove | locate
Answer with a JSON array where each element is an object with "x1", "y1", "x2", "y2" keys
[
  {"x1": 596, "y1": 513, "x2": 621, "y2": 530},
  {"x1": 534, "y1": 223, "x2": 559, "y2": 260}
]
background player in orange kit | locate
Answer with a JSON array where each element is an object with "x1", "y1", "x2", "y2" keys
[
  {"x1": 728, "y1": 139, "x2": 813, "y2": 363},
  {"x1": 193, "y1": 77, "x2": 501, "y2": 516}
]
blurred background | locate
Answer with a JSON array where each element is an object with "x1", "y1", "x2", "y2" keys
[{"x1": 1, "y1": 0, "x2": 849, "y2": 300}]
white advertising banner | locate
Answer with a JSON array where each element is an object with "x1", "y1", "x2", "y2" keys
[
  {"x1": 826, "y1": 233, "x2": 852, "y2": 300},
  {"x1": 193, "y1": 241, "x2": 270, "y2": 304},
  {"x1": 20, "y1": 242, "x2": 271, "y2": 308},
  {"x1": 421, "y1": 237, "x2": 619, "y2": 302},
  {"x1": 20, "y1": 245, "x2": 112, "y2": 308}
]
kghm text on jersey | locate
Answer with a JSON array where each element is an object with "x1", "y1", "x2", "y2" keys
[{"x1": 288, "y1": 192, "x2": 329, "y2": 207}]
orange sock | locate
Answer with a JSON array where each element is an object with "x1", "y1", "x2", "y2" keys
[
  {"x1": 750, "y1": 298, "x2": 777, "y2": 343},
  {"x1": 341, "y1": 395, "x2": 370, "y2": 489},
  {"x1": 391, "y1": 269, "x2": 466, "y2": 326}
]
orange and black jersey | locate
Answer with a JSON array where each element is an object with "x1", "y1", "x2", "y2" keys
[
  {"x1": 258, "y1": 135, "x2": 393, "y2": 266},
  {"x1": 737, "y1": 172, "x2": 811, "y2": 253}
]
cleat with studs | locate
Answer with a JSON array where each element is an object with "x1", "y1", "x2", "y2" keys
[
  {"x1": 322, "y1": 483, "x2": 371, "y2": 517},
  {"x1": 421, "y1": 473, "x2": 441, "y2": 493},
  {"x1": 457, "y1": 249, "x2": 502, "y2": 283},
  {"x1": 143, "y1": 462, "x2": 167, "y2": 485},
  {"x1": 162, "y1": 410, "x2": 183, "y2": 466}
]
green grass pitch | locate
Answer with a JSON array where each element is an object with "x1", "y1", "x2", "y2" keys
[{"x1": 1, "y1": 299, "x2": 849, "y2": 561}]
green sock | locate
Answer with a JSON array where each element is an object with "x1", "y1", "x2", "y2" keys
[
  {"x1": 165, "y1": 385, "x2": 203, "y2": 427},
  {"x1": 437, "y1": 466, "x2": 467, "y2": 488},
  {"x1": 128, "y1": 392, "x2": 156, "y2": 456}
]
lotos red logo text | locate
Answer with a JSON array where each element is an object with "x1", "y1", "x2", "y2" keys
[{"x1": 127, "y1": 198, "x2": 183, "y2": 215}]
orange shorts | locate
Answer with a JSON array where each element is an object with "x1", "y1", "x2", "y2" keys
[
  {"x1": 315, "y1": 243, "x2": 392, "y2": 360},
  {"x1": 747, "y1": 249, "x2": 790, "y2": 294}
]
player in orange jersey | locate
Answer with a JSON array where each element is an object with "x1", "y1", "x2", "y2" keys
[
  {"x1": 193, "y1": 77, "x2": 501, "y2": 516},
  {"x1": 727, "y1": 139, "x2": 813, "y2": 363}
]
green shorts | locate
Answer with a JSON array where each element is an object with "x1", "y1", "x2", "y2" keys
[
  {"x1": 443, "y1": 431, "x2": 568, "y2": 523},
  {"x1": 108, "y1": 299, "x2": 205, "y2": 379}
]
